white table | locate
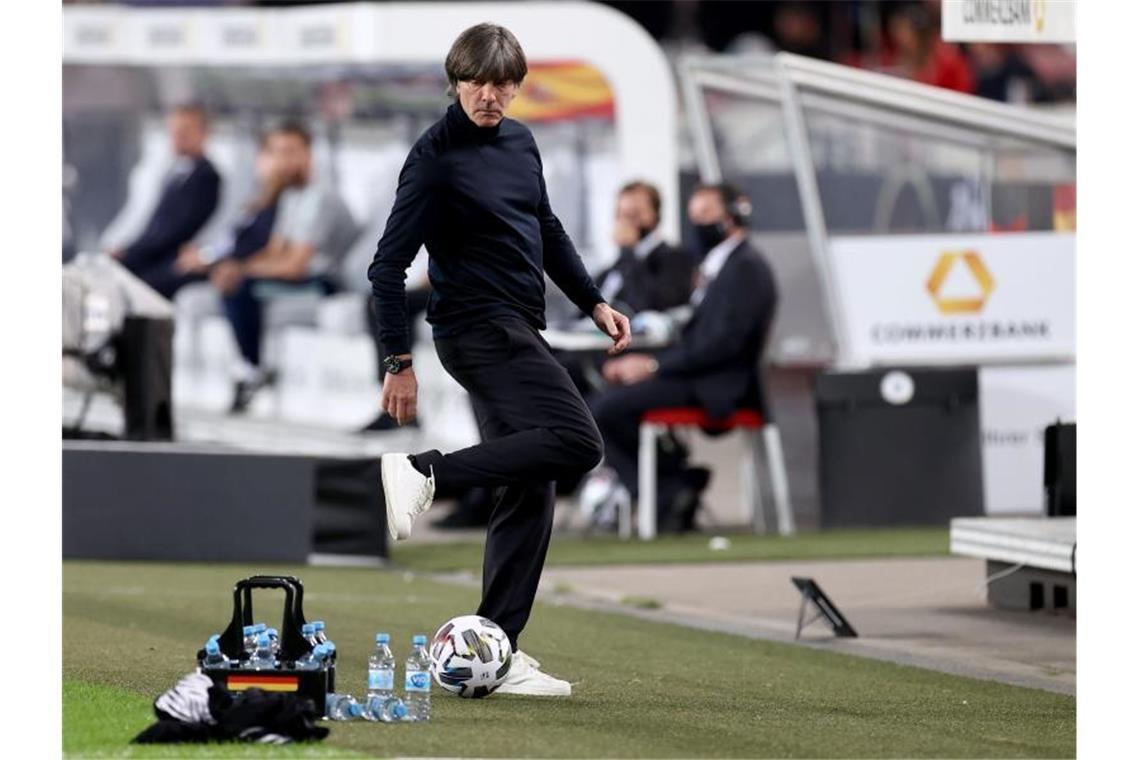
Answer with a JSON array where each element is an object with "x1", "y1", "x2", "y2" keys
[{"x1": 540, "y1": 329, "x2": 671, "y2": 353}]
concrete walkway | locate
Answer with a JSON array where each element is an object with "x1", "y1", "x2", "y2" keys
[{"x1": 535, "y1": 556, "x2": 1075, "y2": 695}]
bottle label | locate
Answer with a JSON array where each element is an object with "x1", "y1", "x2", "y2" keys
[
  {"x1": 369, "y1": 669, "x2": 394, "y2": 691},
  {"x1": 405, "y1": 670, "x2": 431, "y2": 692}
]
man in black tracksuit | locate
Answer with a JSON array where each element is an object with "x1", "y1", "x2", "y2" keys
[{"x1": 367, "y1": 24, "x2": 631, "y2": 697}]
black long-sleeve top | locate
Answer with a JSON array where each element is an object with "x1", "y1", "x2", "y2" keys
[{"x1": 367, "y1": 101, "x2": 605, "y2": 357}]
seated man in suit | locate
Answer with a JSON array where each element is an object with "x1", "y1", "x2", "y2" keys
[
  {"x1": 110, "y1": 104, "x2": 221, "y2": 299},
  {"x1": 560, "y1": 180, "x2": 695, "y2": 404},
  {"x1": 591, "y1": 183, "x2": 778, "y2": 532},
  {"x1": 206, "y1": 121, "x2": 358, "y2": 413},
  {"x1": 596, "y1": 180, "x2": 693, "y2": 316}
]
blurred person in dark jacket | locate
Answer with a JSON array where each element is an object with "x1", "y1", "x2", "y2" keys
[
  {"x1": 591, "y1": 183, "x2": 778, "y2": 532},
  {"x1": 595, "y1": 180, "x2": 693, "y2": 316},
  {"x1": 967, "y1": 42, "x2": 1039, "y2": 103},
  {"x1": 110, "y1": 104, "x2": 221, "y2": 299}
]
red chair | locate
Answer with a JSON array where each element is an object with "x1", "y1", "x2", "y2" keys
[{"x1": 630, "y1": 407, "x2": 794, "y2": 540}]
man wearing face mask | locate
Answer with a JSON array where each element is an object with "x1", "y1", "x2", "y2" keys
[
  {"x1": 594, "y1": 181, "x2": 693, "y2": 316},
  {"x1": 591, "y1": 183, "x2": 779, "y2": 532}
]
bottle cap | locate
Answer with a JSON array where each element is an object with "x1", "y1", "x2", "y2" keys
[
  {"x1": 314, "y1": 643, "x2": 329, "y2": 658},
  {"x1": 325, "y1": 641, "x2": 337, "y2": 653},
  {"x1": 313, "y1": 620, "x2": 326, "y2": 631},
  {"x1": 205, "y1": 640, "x2": 220, "y2": 655},
  {"x1": 208, "y1": 633, "x2": 220, "y2": 642},
  {"x1": 266, "y1": 628, "x2": 278, "y2": 638},
  {"x1": 393, "y1": 702, "x2": 409, "y2": 719},
  {"x1": 253, "y1": 623, "x2": 267, "y2": 633},
  {"x1": 256, "y1": 633, "x2": 270, "y2": 646},
  {"x1": 413, "y1": 634, "x2": 427, "y2": 646},
  {"x1": 376, "y1": 633, "x2": 390, "y2": 644},
  {"x1": 242, "y1": 625, "x2": 255, "y2": 635},
  {"x1": 302, "y1": 623, "x2": 315, "y2": 635}
]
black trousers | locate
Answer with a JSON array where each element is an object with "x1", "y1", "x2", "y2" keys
[
  {"x1": 414, "y1": 315, "x2": 603, "y2": 648},
  {"x1": 590, "y1": 375, "x2": 700, "y2": 508}
]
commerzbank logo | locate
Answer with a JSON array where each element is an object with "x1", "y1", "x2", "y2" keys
[{"x1": 925, "y1": 250, "x2": 995, "y2": 315}]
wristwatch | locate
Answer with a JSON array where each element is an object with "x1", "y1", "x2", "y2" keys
[{"x1": 383, "y1": 355, "x2": 413, "y2": 375}]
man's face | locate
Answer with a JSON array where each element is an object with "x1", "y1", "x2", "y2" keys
[
  {"x1": 456, "y1": 79, "x2": 519, "y2": 128},
  {"x1": 167, "y1": 110, "x2": 207, "y2": 157},
  {"x1": 616, "y1": 189, "x2": 658, "y2": 234},
  {"x1": 267, "y1": 132, "x2": 311, "y2": 186},
  {"x1": 255, "y1": 145, "x2": 285, "y2": 186},
  {"x1": 889, "y1": 16, "x2": 921, "y2": 57},
  {"x1": 687, "y1": 189, "x2": 727, "y2": 228}
]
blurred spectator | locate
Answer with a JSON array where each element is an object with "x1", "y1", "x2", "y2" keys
[
  {"x1": 770, "y1": 1, "x2": 827, "y2": 59},
  {"x1": 596, "y1": 180, "x2": 693, "y2": 316},
  {"x1": 109, "y1": 104, "x2": 220, "y2": 298},
  {"x1": 559, "y1": 180, "x2": 693, "y2": 407},
  {"x1": 966, "y1": 43, "x2": 1038, "y2": 103},
  {"x1": 887, "y1": 3, "x2": 974, "y2": 93},
  {"x1": 176, "y1": 131, "x2": 289, "y2": 278},
  {"x1": 204, "y1": 122, "x2": 357, "y2": 413},
  {"x1": 590, "y1": 183, "x2": 778, "y2": 533}
]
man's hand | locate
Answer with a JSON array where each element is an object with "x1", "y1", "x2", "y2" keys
[
  {"x1": 175, "y1": 243, "x2": 207, "y2": 274},
  {"x1": 380, "y1": 360, "x2": 418, "y2": 425},
  {"x1": 592, "y1": 302, "x2": 632, "y2": 355},
  {"x1": 209, "y1": 258, "x2": 244, "y2": 295},
  {"x1": 602, "y1": 353, "x2": 658, "y2": 385},
  {"x1": 612, "y1": 218, "x2": 639, "y2": 249}
]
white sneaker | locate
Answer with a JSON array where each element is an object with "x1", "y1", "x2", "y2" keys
[
  {"x1": 381, "y1": 453, "x2": 436, "y2": 541},
  {"x1": 495, "y1": 650, "x2": 572, "y2": 696}
]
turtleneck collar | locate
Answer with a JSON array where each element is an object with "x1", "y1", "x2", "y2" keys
[{"x1": 446, "y1": 100, "x2": 503, "y2": 143}]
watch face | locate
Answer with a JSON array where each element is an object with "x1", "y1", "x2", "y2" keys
[{"x1": 385, "y1": 356, "x2": 400, "y2": 373}]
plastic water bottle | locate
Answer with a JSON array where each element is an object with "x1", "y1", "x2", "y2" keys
[
  {"x1": 242, "y1": 625, "x2": 258, "y2": 657},
  {"x1": 403, "y1": 634, "x2": 431, "y2": 722},
  {"x1": 312, "y1": 620, "x2": 328, "y2": 644},
  {"x1": 296, "y1": 643, "x2": 331, "y2": 671},
  {"x1": 368, "y1": 633, "x2": 396, "y2": 698},
  {"x1": 202, "y1": 638, "x2": 231, "y2": 670},
  {"x1": 245, "y1": 632, "x2": 276, "y2": 670},
  {"x1": 266, "y1": 627, "x2": 280, "y2": 656},
  {"x1": 364, "y1": 695, "x2": 409, "y2": 723},
  {"x1": 325, "y1": 693, "x2": 363, "y2": 721},
  {"x1": 302, "y1": 623, "x2": 318, "y2": 646}
]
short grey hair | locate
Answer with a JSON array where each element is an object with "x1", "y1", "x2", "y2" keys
[{"x1": 444, "y1": 23, "x2": 528, "y2": 98}]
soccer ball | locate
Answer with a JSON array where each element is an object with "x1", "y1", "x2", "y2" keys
[{"x1": 429, "y1": 615, "x2": 513, "y2": 698}]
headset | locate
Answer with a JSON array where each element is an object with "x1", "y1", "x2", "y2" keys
[{"x1": 711, "y1": 182, "x2": 752, "y2": 228}]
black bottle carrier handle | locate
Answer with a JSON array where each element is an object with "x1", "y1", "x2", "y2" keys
[{"x1": 196, "y1": 575, "x2": 335, "y2": 712}]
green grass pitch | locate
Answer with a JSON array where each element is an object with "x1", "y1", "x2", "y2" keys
[{"x1": 63, "y1": 557, "x2": 1074, "y2": 758}]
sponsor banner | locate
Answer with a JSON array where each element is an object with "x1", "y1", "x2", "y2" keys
[
  {"x1": 829, "y1": 232, "x2": 1074, "y2": 366},
  {"x1": 275, "y1": 5, "x2": 355, "y2": 62},
  {"x1": 979, "y1": 364, "x2": 1074, "y2": 514},
  {"x1": 123, "y1": 10, "x2": 202, "y2": 63},
  {"x1": 63, "y1": 8, "x2": 123, "y2": 63},
  {"x1": 942, "y1": 0, "x2": 1075, "y2": 43},
  {"x1": 196, "y1": 11, "x2": 274, "y2": 62}
]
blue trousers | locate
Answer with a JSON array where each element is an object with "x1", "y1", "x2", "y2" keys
[{"x1": 222, "y1": 277, "x2": 334, "y2": 367}]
